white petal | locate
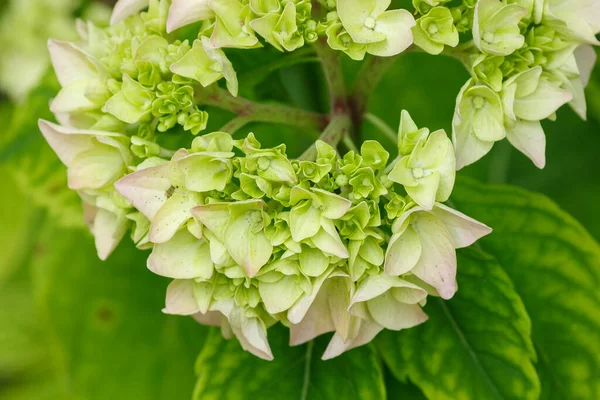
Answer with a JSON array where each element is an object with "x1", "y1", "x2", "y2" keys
[
  {"x1": 240, "y1": 317, "x2": 273, "y2": 360},
  {"x1": 47, "y1": 40, "x2": 96, "y2": 87},
  {"x1": 431, "y1": 203, "x2": 493, "y2": 248},
  {"x1": 167, "y1": 0, "x2": 213, "y2": 33},
  {"x1": 452, "y1": 110, "x2": 495, "y2": 170},
  {"x1": 289, "y1": 281, "x2": 335, "y2": 345},
  {"x1": 506, "y1": 120, "x2": 546, "y2": 168},
  {"x1": 111, "y1": 0, "x2": 149, "y2": 25},
  {"x1": 93, "y1": 208, "x2": 129, "y2": 260},
  {"x1": 321, "y1": 319, "x2": 384, "y2": 360},
  {"x1": 412, "y1": 214, "x2": 457, "y2": 299},
  {"x1": 163, "y1": 279, "x2": 200, "y2": 315},
  {"x1": 38, "y1": 120, "x2": 99, "y2": 166},
  {"x1": 192, "y1": 311, "x2": 223, "y2": 326},
  {"x1": 114, "y1": 163, "x2": 171, "y2": 220},
  {"x1": 575, "y1": 44, "x2": 597, "y2": 87},
  {"x1": 367, "y1": 292, "x2": 428, "y2": 330}
]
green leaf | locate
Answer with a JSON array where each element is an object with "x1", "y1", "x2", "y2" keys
[
  {"x1": 451, "y1": 177, "x2": 600, "y2": 400},
  {"x1": 1, "y1": 70, "x2": 84, "y2": 229},
  {"x1": 0, "y1": 213, "x2": 210, "y2": 399},
  {"x1": 376, "y1": 247, "x2": 540, "y2": 400},
  {"x1": 194, "y1": 326, "x2": 386, "y2": 400},
  {"x1": 27, "y1": 223, "x2": 209, "y2": 400}
]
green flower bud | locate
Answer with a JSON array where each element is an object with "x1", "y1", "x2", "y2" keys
[
  {"x1": 413, "y1": 7, "x2": 459, "y2": 55},
  {"x1": 388, "y1": 130, "x2": 455, "y2": 210},
  {"x1": 251, "y1": 2, "x2": 305, "y2": 52},
  {"x1": 473, "y1": 0, "x2": 527, "y2": 56},
  {"x1": 452, "y1": 79, "x2": 506, "y2": 169},
  {"x1": 471, "y1": 54, "x2": 504, "y2": 91},
  {"x1": 103, "y1": 74, "x2": 154, "y2": 124}
]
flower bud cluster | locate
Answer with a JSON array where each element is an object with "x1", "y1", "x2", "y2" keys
[
  {"x1": 447, "y1": 0, "x2": 599, "y2": 169},
  {"x1": 106, "y1": 111, "x2": 488, "y2": 360},
  {"x1": 37, "y1": 0, "x2": 499, "y2": 360}
]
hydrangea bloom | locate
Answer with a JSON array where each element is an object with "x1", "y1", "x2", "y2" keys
[{"x1": 38, "y1": 0, "x2": 597, "y2": 360}]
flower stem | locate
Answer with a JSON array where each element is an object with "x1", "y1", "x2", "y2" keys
[
  {"x1": 312, "y1": 37, "x2": 348, "y2": 114},
  {"x1": 364, "y1": 112, "x2": 397, "y2": 144},
  {"x1": 349, "y1": 54, "x2": 399, "y2": 125},
  {"x1": 299, "y1": 114, "x2": 352, "y2": 160},
  {"x1": 196, "y1": 86, "x2": 329, "y2": 131},
  {"x1": 219, "y1": 115, "x2": 254, "y2": 134}
]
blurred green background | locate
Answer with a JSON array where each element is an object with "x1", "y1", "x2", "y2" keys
[{"x1": 0, "y1": 0, "x2": 599, "y2": 399}]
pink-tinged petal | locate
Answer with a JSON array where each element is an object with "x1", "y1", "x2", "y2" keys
[
  {"x1": 149, "y1": 191, "x2": 199, "y2": 243},
  {"x1": 114, "y1": 163, "x2": 171, "y2": 220},
  {"x1": 412, "y1": 213, "x2": 458, "y2": 299},
  {"x1": 289, "y1": 284, "x2": 335, "y2": 345},
  {"x1": 327, "y1": 277, "x2": 353, "y2": 341},
  {"x1": 575, "y1": 44, "x2": 597, "y2": 87},
  {"x1": 240, "y1": 317, "x2": 273, "y2": 361},
  {"x1": 192, "y1": 311, "x2": 223, "y2": 327},
  {"x1": 167, "y1": 0, "x2": 213, "y2": 33},
  {"x1": 321, "y1": 319, "x2": 383, "y2": 360},
  {"x1": 191, "y1": 203, "x2": 230, "y2": 242},
  {"x1": 38, "y1": 120, "x2": 95, "y2": 166},
  {"x1": 367, "y1": 292, "x2": 429, "y2": 330},
  {"x1": 506, "y1": 120, "x2": 546, "y2": 168},
  {"x1": 287, "y1": 269, "x2": 340, "y2": 324},
  {"x1": 431, "y1": 203, "x2": 493, "y2": 248},
  {"x1": 163, "y1": 279, "x2": 200, "y2": 315},
  {"x1": 93, "y1": 208, "x2": 129, "y2": 260},
  {"x1": 47, "y1": 40, "x2": 96, "y2": 87},
  {"x1": 111, "y1": 0, "x2": 149, "y2": 25}
]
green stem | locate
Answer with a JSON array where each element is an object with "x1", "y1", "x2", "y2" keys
[
  {"x1": 219, "y1": 115, "x2": 254, "y2": 134},
  {"x1": 349, "y1": 54, "x2": 399, "y2": 123},
  {"x1": 299, "y1": 114, "x2": 352, "y2": 160},
  {"x1": 342, "y1": 134, "x2": 359, "y2": 153},
  {"x1": 196, "y1": 86, "x2": 328, "y2": 131},
  {"x1": 364, "y1": 112, "x2": 397, "y2": 144},
  {"x1": 312, "y1": 37, "x2": 347, "y2": 113}
]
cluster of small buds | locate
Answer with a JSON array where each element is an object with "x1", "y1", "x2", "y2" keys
[{"x1": 407, "y1": 0, "x2": 600, "y2": 169}]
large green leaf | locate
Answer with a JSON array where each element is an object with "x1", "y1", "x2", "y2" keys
[
  {"x1": 376, "y1": 248, "x2": 540, "y2": 400},
  {"x1": 451, "y1": 177, "x2": 600, "y2": 399},
  {"x1": 194, "y1": 326, "x2": 386, "y2": 400},
  {"x1": 27, "y1": 223, "x2": 209, "y2": 400}
]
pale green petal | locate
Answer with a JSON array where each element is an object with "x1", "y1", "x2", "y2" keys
[
  {"x1": 148, "y1": 230, "x2": 214, "y2": 279},
  {"x1": 299, "y1": 247, "x2": 330, "y2": 277},
  {"x1": 412, "y1": 213, "x2": 457, "y2": 299},
  {"x1": 259, "y1": 275, "x2": 305, "y2": 314},
  {"x1": 367, "y1": 292, "x2": 428, "y2": 330},
  {"x1": 114, "y1": 163, "x2": 170, "y2": 221},
  {"x1": 506, "y1": 120, "x2": 546, "y2": 168},
  {"x1": 385, "y1": 225, "x2": 422, "y2": 276},
  {"x1": 224, "y1": 212, "x2": 273, "y2": 277},
  {"x1": 167, "y1": 0, "x2": 213, "y2": 33},
  {"x1": 149, "y1": 191, "x2": 199, "y2": 243},
  {"x1": 163, "y1": 279, "x2": 200, "y2": 315},
  {"x1": 289, "y1": 201, "x2": 321, "y2": 242}
]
